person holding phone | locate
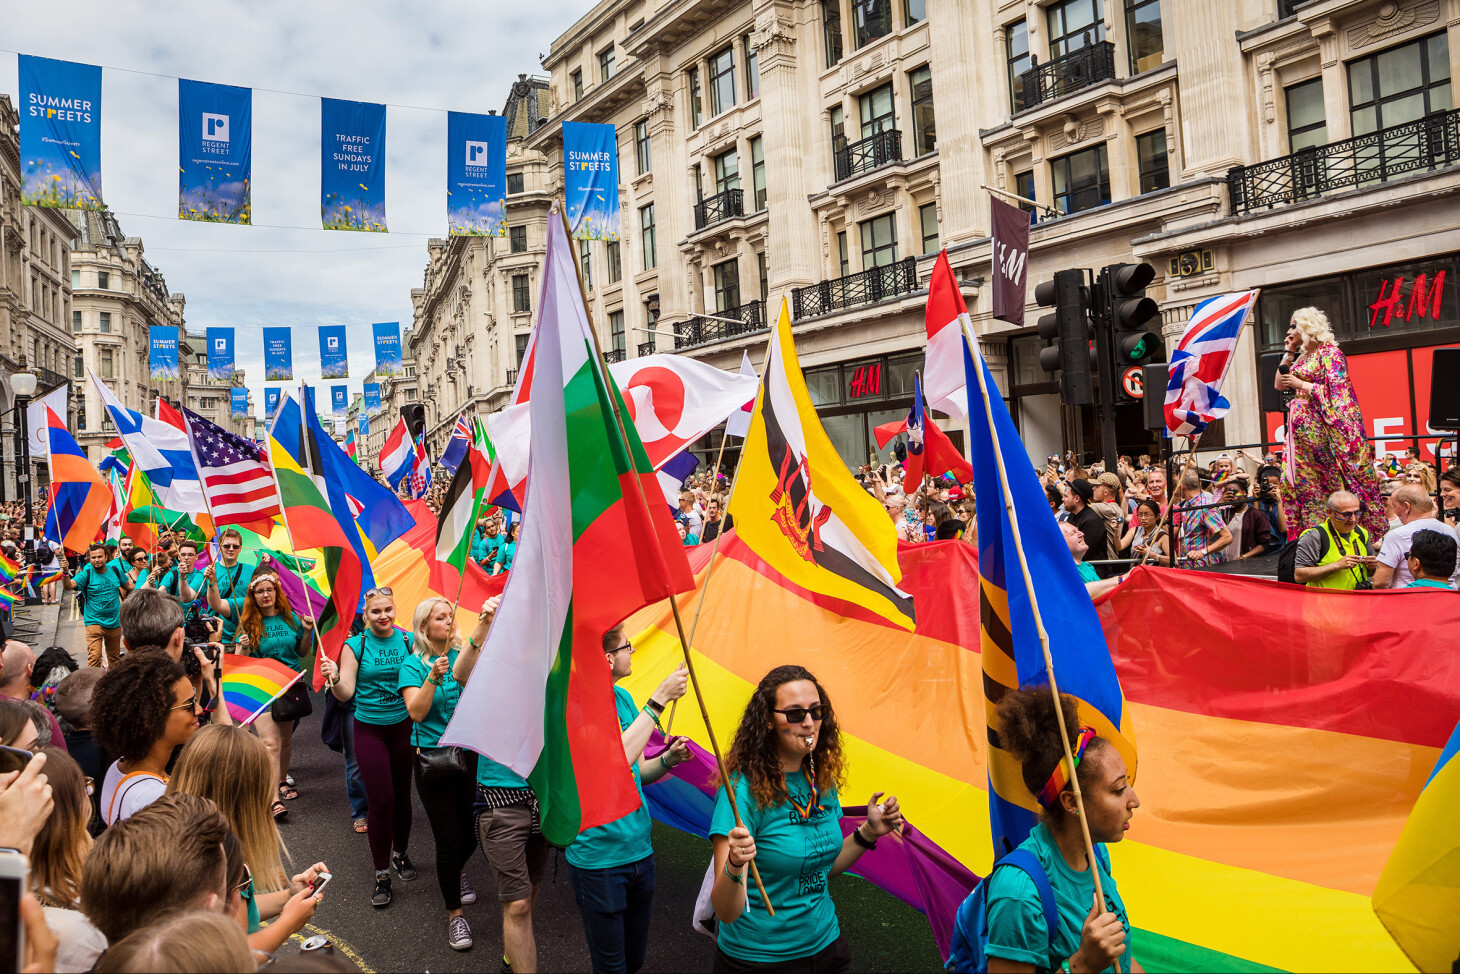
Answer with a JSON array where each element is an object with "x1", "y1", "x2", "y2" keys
[
  {"x1": 1293, "y1": 490, "x2": 1378, "y2": 590},
  {"x1": 203, "y1": 528, "x2": 255, "y2": 644}
]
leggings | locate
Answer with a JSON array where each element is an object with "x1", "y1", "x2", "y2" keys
[
  {"x1": 413, "y1": 751, "x2": 478, "y2": 910},
  {"x1": 353, "y1": 716, "x2": 414, "y2": 872}
]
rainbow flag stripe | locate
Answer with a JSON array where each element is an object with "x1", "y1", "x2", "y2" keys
[
  {"x1": 220, "y1": 654, "x2": 303, "y2": 726},
  {"x1": 0, "y1": 552, "x2": 18, "y2": 582}
]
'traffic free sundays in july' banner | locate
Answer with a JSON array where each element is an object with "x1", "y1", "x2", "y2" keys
[
  {"x1": 263, "y1": 327, "x2": 294, "y2": 381},
  {"x1": 321, "y1": 98, "x2": 387, "y2": 232}
]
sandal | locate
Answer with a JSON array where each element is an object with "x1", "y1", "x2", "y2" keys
[
  {"x1": 353, "y1": 818, "x2": 369, "y2": 834},
  {"x1": 279, "y1": 782, "x2": 300, "y2": 801},
  {"x1": 271, "y1": 800, "x2": 289, "y2": 821}
]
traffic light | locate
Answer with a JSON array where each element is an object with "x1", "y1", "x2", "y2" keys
[
  {"x1": 1035, "y1": 268, "x2": 1094, "y2": 405},
  {"x1": 401, "y1": 403, "x2": 426, "y2": 439},
  {"x1": 1105, "y1": 262, "x2": 1161, "y2": 374}
]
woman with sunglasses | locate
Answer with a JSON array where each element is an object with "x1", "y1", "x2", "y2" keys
[
  {"x1": 203, "y1": 528, "x2": 255, "y2": 643},
  {"x1": 28, "y1": 747, "x2": 108, "y2": 974},
  {"x1": 90, "y1": 652, "x2": 200, "y2": 825},
  {"x1": 319, "y1": 587, "x2": 418, "y2": 908},
  {"x1": 709, "y1": 665, "x2": 904, "y2": 973}
]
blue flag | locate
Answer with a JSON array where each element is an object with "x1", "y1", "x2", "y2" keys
[
  {"x1": 562, "y1": 121, "x2": 620, "y2": 241},
  {"x1": 19, "y1": 56, "x2": 103, "y2": 210},
  {"x1": 319, "y1": 324, "x2": 348, "y2": 379},
  {"x1": 207, "y1": 327, "x2": 235, "y2": 381},
  {"x1": 264, "y1": 327, "x2": 293, "y2": 381},
  {"x1": 149, "y1": 327, "x2": 179, "y2": 380},
  {"x1": 321, "y1": 98, "x2": 387, "y2": 232},
  {"x1": 447, "y1": 111, "x2": 507, "y2": 237},
  {"x1": 179, "y1": 79, "x2": 251, "y2": 224}
]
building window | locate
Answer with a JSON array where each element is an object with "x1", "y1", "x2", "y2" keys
[
  {"x1": 645, "y1": 299, "x2": 661, "y2": 345},
  {"x1": 70, "y1": 268, "x2": 79, "y2": 288},
  {"x1": 507, "y1": 172, "x2": 525, "y2": 195},
  {"x1": 635, "y1": 119, "x2": 651, "y2": 174},
  {"x1": 1347, "y1": 32, "x2": 1451, "y2": 137},
  {"x1": 904, "y1": 0, "x2": 926, "y2": 25},
  {"x1": 99, "y1": 311, "x2": 111, "y2": 333},
  {"x1": 515, "y1": 333, "x2": 530, "y2": 367},
  {"x1": 1002, "y1": 22, "x2": 1031, "y2": 113},
  {"x1": 693, "y1": 163, "x2": 704, "y2": 201},
  {"x1": 99, "y1": 348, "x2": 114, "y2": 379},
  {"x1": 852, "y1": 0, "x2": 893, "y2": 49},
  {"x1": 72, "y1": 310, "x2": 82, "y2": 333},
  {"x1": 859, "y1": 212, "x2": 899, "y2": 268},
  {"x1": 1285, "y1": 78, "x2": 1328, "y2": 151},
  {"x1": 606, "y1": 241, "x2": 622, "y2": 284},
  {"x1": 757, "y1": 251, "x2": 769, "y2": 305},
  {"x1": 823, "y1": 0, "x2": 844, "y2": 68},
  {"x1": 909, "y1": 66, "x2": 936, "y2": 156},
  {"x1": 1014, "y1": 169, "x2": 1037, "y2": 221},
  {"x1": 688, "y1": 68, "x2": 703, "y2": 128},
  {"x1": 97, "y1": 271, "x2": 109, "y2": 289},
  {"x1": 1125, "y1": 0, "x2": 1163, "y2": 73},
  {"x1": 579, "y1": 239, "x2": 593, "y2": 291},
  {"x1": 406, "y1": 389, "x2": 417, "y2": 401},
  {"x1": 609, "y1": 310, "x2": 625, "y2": 353},
  {"x1": 571, "y1": 69, "x2": 584, "y2": 100},
  {"x1": 1051, "y1": 143, "x2": 1111, "y2": 215},
  {"x1": 709, "y1": 47, "x2": 736, "y2": 117},
  {"x1": 599, "y1": 46, "x2": 616, "y2": 83},
  {"x1": 919, "y1": 202, "x2": 939, "y2": 254},
  {"x1": 1136, "y1": 129, "x2": 1170, "y2": 193},
  {"x1": 1047, "y1": 0, "x2": 1105, "y2": 59},
  {"x1": 640, "y1": 204, "x2": 657, "y2": 270},
  {"x1": 838, "y1": 230, "x2": 850, "y2": 277},
  {"x1": 509, "y1": 225, "x2": 527, "y2": 253},
  {"x1": 714, "y1": 148, "x2": 741, "y2": 194},
  {"x1": 72, "y1": 354, "x2": 83, "y2": 378},
  {"x1": 830, "y1": 105, "x2": 846, "y2": 157},
  {"x1": 512, "y1": 274, "x2": 531, "y2": 313},
  {"x1": 859, "y1": 84, "x2": 895, "y2": 140},
  {"x1": 714, "y1": 259, "x2": 741, "y2": 311},
  {"x1": 750, "y1": 136, "x2": 766, "y2": 210},
  {"x1": 744, "y1": 35, "x2": 760, "y2": 100}
]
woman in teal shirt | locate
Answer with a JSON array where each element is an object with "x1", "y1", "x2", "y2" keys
[
  {"x1": 710, "y1": 665, "x2": 904, "y2": 972},
  {"x1": 492, "y1": 522, "x2": 518, "y2": 574},
  {"x1": 235, "y1": 572, "x2": 313, "y2": 819},
  {"x1": 397, "y1": 597, "x2": 493, "y2": 951}
]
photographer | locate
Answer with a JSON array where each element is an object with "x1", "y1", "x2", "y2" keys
[
  {"x1": 1220, "y1": 481, "x2": 1274, "y2": 562},
  {"x1": 120, "y1": 588, "x2": 231, "y2": 727},
  {"x1": 1293, "y1": 491, "x2": 1377, "y2": 590},
  {"x1": 1253, "y1": 465, "x2": 1287, "y2": 539}
]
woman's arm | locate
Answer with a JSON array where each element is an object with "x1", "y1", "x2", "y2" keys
[
  {"x1": 639, "y1": 737, "x2": 690, "y2": 785},
  {"x1": 829, "y1": 792, "x2": 903, "y2": 876},
  {"x1": 402, "y1": 655, "x2": 449, "y2": 723},
  {"x1": 321, "y1": 643, "x2": 359, "y2": 701},
  {"x1": 452, "y1": 598, "x2": 499, "y2": 685},
  {"x1": 710, "y1": 831, "x2": 751, "y2": 922}
]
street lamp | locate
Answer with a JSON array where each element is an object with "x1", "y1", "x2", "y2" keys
[{"x1": 9, "y1": 368, "x2": 37, "y2": 541}]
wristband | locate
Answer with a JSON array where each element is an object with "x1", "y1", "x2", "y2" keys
[
  {"x1": 852, "y1": 824, "x2": 877, "y2": 850},
  {"x1": 641, "y1": 704, "x2": 662, "y2": 727},
  {"x1": 645, "y1": 698, "x2": 665, "y2": 715},
  {"x1": 724, "y1": 861, "x2": 745, "y2": 884}
]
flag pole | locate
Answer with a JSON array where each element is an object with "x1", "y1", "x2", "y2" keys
[
  {"x1": 963, "y1": 322, "x2": 1106, "y2": 909},
  {"x1": 262, "y1": 391, "x2": 327, "y2": 683},
  {"x1": 556, "y1": 201, "x2": 774, "y2": 915},
  {"x1": 1137, "y1": 434, "x2": 1201, "y2": 568}
]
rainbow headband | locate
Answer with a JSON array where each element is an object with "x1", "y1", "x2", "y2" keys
[{"x1": 1036, "y1": 726, "x2": 1097, "y2": 809}]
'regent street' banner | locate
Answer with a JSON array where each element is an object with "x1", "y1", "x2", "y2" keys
[
  {"x1": 265, "y1": 387, "x2": 280, "y2": 417},
  {"x1": 206, "y1": 327, "x2": 235, "y2": 381},
  {"x1": 319, "y1": 324, "x2": 349, "y2": 379},
  {"x1": 179, "y1": 79, "x2": 252, "y2": 224},
  {"x1": 321, "y1": 98, "x2": 387, "y2": 232},
  {"x1": 363, "y1": 383, "x2": 381, "y2": 414},
  {"x1": 19, "y1": 55, "x2": 103, "y2": 210},
  {"x1": 372, "y1": 322, "x2": 402, "y2": 377},
  {"x1": 562, "y1": 121, "x2": 620, "y2": 241},
  {"x1": 331, "y1": 385, "x2": 348, "y2": 415},
  {"x1": 263, "y1": 327, "x2": 294, "y2": 381},
  {"x1": 149, "y1": 327, "x2": 179, "y2": 381},
  {"x1": 230, "y1": 387, "x2": 250, "y2": 419},
  {"x1": 990, "y1": 195, "x2": 1031, "y2": 327},
  {"x1": 447, "y1": 111, "x2": 507, "y2": 237}
]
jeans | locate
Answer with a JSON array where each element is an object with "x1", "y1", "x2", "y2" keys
[
  {"x1": 568, "y1": 855, "x2": 656, "y2": 974},
  {"x1": 414, "y1": 752, "x2": 478, "y2": 910},
  {"x1": 341, "y1": 707, "x2": 368, "y2": 820}
]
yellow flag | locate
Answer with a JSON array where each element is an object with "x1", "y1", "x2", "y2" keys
[{"x1": 728, "y1": 298, "x2": 914, "y2": 630}]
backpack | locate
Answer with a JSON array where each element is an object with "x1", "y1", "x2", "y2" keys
[{"x1": 1277, "y1": 524, "x2": 1359, "y2": 584}]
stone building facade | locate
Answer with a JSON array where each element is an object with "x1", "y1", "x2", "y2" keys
[{"x1": 182, "y1": 333, "x2": 253, "y2": 439}]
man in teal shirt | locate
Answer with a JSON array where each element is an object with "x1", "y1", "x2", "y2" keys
[
  {"x1": 204, "y1": 529, "x2": 254, "y2": 642},
  {"x1": 64, "y1": 543, "x2": 134, "y2": 667},
  {"x1": 471, "y1": 515, "x2": 503, "y2": 572},
  {"x1": 1404, "y1": 529, "x2": 1458, "y2": 590}
]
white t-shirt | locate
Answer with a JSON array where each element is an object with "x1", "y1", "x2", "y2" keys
[
  {"x1": 1377, "y1": 517, "x2": 1459, "y2": 589},
  {"x1": 43, "y1": 905, "x2": 107, "y2": 973},
  {"x1": 100, "y1": 760, "x2": 168, "y2": 826}
]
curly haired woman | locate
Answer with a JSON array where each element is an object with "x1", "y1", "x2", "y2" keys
[
  {"x1": 91, "y1": 653, "x2": 199, "y2": 825},
  {"x1": 708, "y1": 665, "x2": 904, "y2": 973}
]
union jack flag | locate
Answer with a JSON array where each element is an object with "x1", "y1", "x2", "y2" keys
[
  {"x1": 407, "y1": 433, "x2": 432, "y2": 499},
  {"x1": 439, "y1": 413, "x2": 472, "y2": 475},
  {"x1": 1164, "y1": 290, "x2": 1260, "y2": 437}
]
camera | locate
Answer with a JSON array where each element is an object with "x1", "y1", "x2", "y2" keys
[{"x1": 182, "y1": 641, "x2": 221, "y2": 679}]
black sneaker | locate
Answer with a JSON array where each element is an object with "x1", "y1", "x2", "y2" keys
[
  {"x1": 501, "y1": 956, "x2": 512, "y2": 974},
  {"x1": 392, "y1": 851, "x2": 419, "y2": 882},
  {"x1": 371, "y1": 874, "x2": 392, "y2": 908}
]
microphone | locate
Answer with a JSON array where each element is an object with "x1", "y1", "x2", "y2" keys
[{"x1": 1278, "y1": 363, "x2": 1291, "y2": 376}]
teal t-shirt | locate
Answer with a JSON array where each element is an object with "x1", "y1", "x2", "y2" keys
[
  {"x1": 566, "y1": 685, "x2": 652, "y2": 870},
  {"x1": 494, "y1": 541, "x2": 516, "y2": 573},
  {"x1": 73, "y1": 562, "x2": 130, "y2": 628},
  {"x1": 475, "y1": 748, "x2": 530, "y2": 789},
  {"x1": 242, "y1": 878, "x2": 260, "y2": 934},
  {"x1": 476, "y1": 534, "x2": 503, "y2": 570},
  {"x1": 212, "y1": 562, "x2": 254, "y2": 641},
  {"x1": 349, "y1": 630, "x2": 412, "y2": 725},
  {"x1": 1407, "y1": 578, "x2": 1453, "y2": 589},
  {"x1": 709, "y1": 772, "x2": 843, "y2": 963},
  {"x1": 985, "y1": 823, "x2": 1132, "y2": 973},
  {"x1": 1077, "y1": 562, "x2": 1100, "y2": 583},
  {"x1": 257, "y1": 614, "x2": 304, "y2": 671},
  {"x1": 396, "y1": 648, "x2": 462, "y2": 747},
  {"x1": 160, "y1": 567, "x2": 205, "y2": 601}
]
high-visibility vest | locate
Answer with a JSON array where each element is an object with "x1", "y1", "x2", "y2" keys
[{"x1": 1305, "y1": 521, "x2": 1371, "y2": 591}]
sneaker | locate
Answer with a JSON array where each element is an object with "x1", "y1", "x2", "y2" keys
[
  {"x1": 501, "y1": 956, "x2": 512, "y2": 974},
  {"x1": 448, "y1": 915, "x2": 473, "y2": 951},
  {"x1": 371, "y1": 874, "x2": 392, "y2": 908},
  {"x1": 392, "y1": 851, "x2": 419, "y2": 882},
  {"x1": 459, "y1": 874, "x2": 477, "y2": 905}
]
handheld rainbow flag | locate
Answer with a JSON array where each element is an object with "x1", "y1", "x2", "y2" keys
[
  {"x1": 220, "y1": 654, "x2": 304, "y2": 725},
  {"x1": 0, "y1": 550, "x2": 17, "y2": 582},
  {"x1": 37, "y1": 569, "x2": 64, "y2": 588},
  {"x1": 0, "y1": 588, "x2": 18, "y2": 609}
]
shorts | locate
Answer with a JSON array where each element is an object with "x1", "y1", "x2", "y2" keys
[{"x1": 477, "y1": 801, "x2": 549, "y2": 902}]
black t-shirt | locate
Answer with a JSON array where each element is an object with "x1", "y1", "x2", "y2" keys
[
  {"x1": 1069, "y1": 505, "x2": 1109, "y2": 565},
  {"x1": 63, "y1": 728, "x2": 113, "y2": 835}
]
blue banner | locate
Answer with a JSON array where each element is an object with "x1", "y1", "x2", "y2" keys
[
  {"x1": 230, "y1": 387, "x2": 250, "y2": 419},
  {"x1": 364, "y1": 383, "x2": 381, "y2": 414},
  {"x1": 563, "y1": 121, "x2": 620, "y2": 241},
  {"x1": 331, "y1": 385, "x2": 348, "y2": 415},
  {"x1": 447, "y1": 111, "x2": 507, "y2": 237},
  {"x1": 149, "y1": 327, "x2": 179, "y2": 381},
  {"x1": 319, "y1": 324, "x2": 349, "y2": 379},
  {"x1": 19, "y1": 56, "x2": 103, "y2": 210},
  {"x1": 371, "y1": 322, "x2": 402, "y2": 377},
  {"x1": 179, "y1": 79, "x2": 251, "y2": 224},
  {"x1": 321, "y1": 98, "x2": 387, "y2": 232},
  {"x1": 358, "y1": 415, "x2": 369, "y2": 436},
  {"x1": 263, "y1": 327, "x2": 293, "y2": 381},
  {"x1": 206, "y1": 327, "x2": 235, "y2": 381},
  {"x1": 265, "y1": 388, "x2": 280, "y2": 417}
]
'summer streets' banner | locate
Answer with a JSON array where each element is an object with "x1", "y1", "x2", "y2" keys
[
  {"x1": 206, "y1": 327, "x2": 235, "y2": 381},
  {"x1": 321, "y1": 98, "x2": 387, "y2": 232},
  {"x1": 331, "y1": 385, "x2": 348, "y2": 415},
  {"x1": 358, "y1": 415, "x2": 369, "y2": 436},
  {"x1": 364, "y1": 383, "x2": 381, "y2": 414},
  {"x1": 372, "y1": 322, "x2": 402, "y2": 377},
  {"x1": 319, "y1": 324, "x2": 349, "y2": 379},
  {"x1": 19, "y1": 55, "x2": 103, "y2": 210},
  {"x1": 265, "y1": 388, "x2": 280, "y2": 417},
  {"x1": 149, "y1": 327, "x2": 179, "y2": 380},
  {"x1": 178, "y1": 79, "x2": 251, "y2": 224},
  {"x1": 562, "y1": 121, "x2": 619, "y2": 241},
  {"x1": 263, "y1": 327, "x2": 293, "y2": 381},
  {"x1": 447, "y1": 111, "x2": 507, "y2": 237},
  {"x1": 230, "y1": 388, "x2": 250, "y2": 419}
]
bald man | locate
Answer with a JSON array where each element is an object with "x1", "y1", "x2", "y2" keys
[{"x1": 1, "y1": 641, "x2": 66, "y2": 751}]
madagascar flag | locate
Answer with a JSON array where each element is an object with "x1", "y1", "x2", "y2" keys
[{"x1": 42, "y1": 406, "x2": 111, "y2": 552}]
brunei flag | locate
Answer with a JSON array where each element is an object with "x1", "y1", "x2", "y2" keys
[
  {"x1": 42, "y1": 406, "x2": 111, "y2": 552},
  {"x1": 728, "y1": 297, "x2": 915, "y2": 630},
  {"x1": 442, "y1": 210, "x2": 694, "y2": 845}
]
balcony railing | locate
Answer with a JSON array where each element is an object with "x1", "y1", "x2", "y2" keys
[
  {"x1": 675, "y1": 300, "x2": 767, "y2": 350},
  {"x1": 637, "y1": 339, "x2": 656, "y2": 357},
  {"x1": 32, "y1": 366, "x2": 68, "y2": 392},
  {"x1": 602, "y1": 348, "x2": 626, "y2": 365},
  {"x1": 505, "y1": 369, "x2": 518, "y2": 387},
  {"x1": 791, "y1": 257, "x2": 920, "y2": 319},
  {"x1": 693, "y1": 188, "x2": 744, "y2": 230},
  {"x1": 1228, "y1": 109, "x2": 1460, "y2": 215},
  {"x1": 834, "y1": 129, "x2": 903, "y2": 182},
  {"x1": 1019, "y1": 40, "x2": 1117, "y2": 110}
]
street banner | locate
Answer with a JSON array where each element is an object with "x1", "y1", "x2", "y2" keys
[
  {"x1": 178, "y1": 79, "x2": 251, "y2": 224},
  {"x1": 372, "y1": 322, "x2": 402, "y2": 376},
  {"x1": 207, "y1": 327, "x2": 234, "y2": 381},
  {"x1": 19, "y1": 55, "x2": 103, "y2": 210},
  {"x1": 562, "y1": 121, "x2": 619, "y2": 240},
  {"x1": 265, "y1": 388, "x2": 280, "y2": 417},
  {"x1": 149, "y1": 326, "x2": 179, "y2": 381},
  {"x1": 334, "y1": 417, "x2": 346, "y2": 436},
  {"x1": 364, "y1": 383, "x2": 381, "y2": 414},
  {"x1": 319, "y1": 324, "x2": 348, "y2": 379},
  {"x1": 358, "y1": 415, "x2": 369, "y2": 436},
  {"x1": 448, "y1": 111, "x2": 507, "y2": 237},
  {"x1": 263, "y1": 327, "x2": 293, "y2": 381},
  {"x1": 331, "y1": 385, "x2": 348, "y2": 415},
  {"x1": 321, "y1": 97, "x2": 387, "y2": 232},
  {"x1": 231, "y1": 388, "x2": 250, "y2": 419},
  {"x1": 990, "y1": 195, "x2": 1030, "y2": 326}
]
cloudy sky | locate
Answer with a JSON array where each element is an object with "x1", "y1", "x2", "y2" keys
[{"x1": 0, "y1": 0, "x2": 590, "y2": 412}]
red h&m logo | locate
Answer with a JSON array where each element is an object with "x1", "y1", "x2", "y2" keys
[
  {"x1": 848, "y1": 363, "x2": 882, "y2": 399},
  {"x1": 1368, "y1": 271, "x2": 1446, "y2": 329}
]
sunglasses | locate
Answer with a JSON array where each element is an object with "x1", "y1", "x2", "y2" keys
[
  {"x1": 772, "y1": 704, "x2": 826, "y2": 724},
  {"x1": 235, "y1": 862, "x2": 253, "y2": 895},
  {"x1": 170, "y1": 698, "x2": 200, "y2": 713},
  {"x1": 1331, "y1": 509, "x2": 1360, "y2": 521},
  {"x1": 365, "y1": 586, "x2": 394, "y2": 599},
  {"x1": 220, "y1": 543, "x2": 242, "y2": 550}
]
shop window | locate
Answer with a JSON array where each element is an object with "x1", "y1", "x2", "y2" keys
[
  {"x1": 909, "y1": 66, "x2": 936, "y2": 156},
  {"x1": 859, "y1": 212, "x2": 899, "y2": 267},
  {"x1": 1356, "y1": 255, "x2": 1457, "y2": 338},
  {"x1": 1136, "y1": 129, "x2": 1170, "y2": 193},
  {"x1": 805, "y1": 365, "x2": 841, "y2": 406},
  {"x1": 1347, "y1": 32, "x2": 1451, "y2": 136},
  {"x1": 1285, "y1": 79, "x2": 1328, "y2": 152},
  {"x1": 887, "y1": 352, "x2": 922, "y2": 397},
  {"x1": 1006, "y1": 20, "x2": 1031, "y2": 114},
  {"x1": 844, "y1": 358, "x2": 887, "y2": 401},
  {"x1": 1125, "y1": 0, "x2": 1163, "y2": 74},
  {"x1": 1051, "y1": 144, "x2": 1111, "y2": 215},
  {"x1": 1047, "y1": 0, "x2": 1105, "y2": 59}
]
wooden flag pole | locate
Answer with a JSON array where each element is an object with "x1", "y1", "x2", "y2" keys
[
  {"x1": 964, "y1": 322, "x2": 1106, "y2": 909},
  {"x1": 1137, "y1": 434, "x2": 1201, "y2": 568}
]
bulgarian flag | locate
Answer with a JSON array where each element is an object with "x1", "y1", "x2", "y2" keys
[
  {"x1": 435, "y1": 418, "x2": 495, "y2": 572},
  {"x1": 441, "y1": 210, "x2": 695, "y2": 845}
]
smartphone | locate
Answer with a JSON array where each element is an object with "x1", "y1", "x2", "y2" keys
[
  {"x1": 0, "y1": 850, "x2": 28, "y2": 974},
  {"x1": 306, "y1": 872, "x2": 332, "y2": 898}
]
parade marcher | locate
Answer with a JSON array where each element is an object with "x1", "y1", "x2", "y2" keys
[
  {"x1": 1372, "y1": 485, "x2": 1458, "y2": 589},
  {"x1": 64, "y1": 543, "x2": 134, "y2": 668},
  {"x1": 565, "y1": 626, "x2": 690, "y2": 974},
  {"x1": 125, "y1": 547, "x2": 153, "y2": 588},
  {"x1": 204, "y1": 528, "x2": 255, "y2": 643},
  {"x1": 320, "y1": 587, "x2": 420, "y2": 908},
  {"x1": 493, "y1": 521, "x2": 519, "y2": 574},
  {"x1": 1403, "y1": 529, "x2": 1458, "y2": 590},
  {"x1": 398, "y1": 597, "x2": 493, "y2": 950},
  {"x1": 709, "y1": 664, "x2": 904, "y2": 973},
  {"x1": 1292, "y1": 490, "x2": 1377, "y2": 590},
  {"x1": 90, "y1": 653, "x2": 200, "y2": 825},
  {"x1": 473, "y1": 514, "x2": 504, "y2": 573}
]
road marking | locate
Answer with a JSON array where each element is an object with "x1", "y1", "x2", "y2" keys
[{"x1": 289, "y1": 923, "x2": 376, "y2": 973}]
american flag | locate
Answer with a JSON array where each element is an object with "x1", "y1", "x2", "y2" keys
[
  {"x1": 1164, "y1": 290, "x2": 1260, "y2": 437},
  {"x1": 182, "y1": 407, "x2": 282, "y2": 526}
]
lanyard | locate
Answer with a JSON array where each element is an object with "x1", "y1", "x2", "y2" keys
[{"x1": 786, "y1": 767, "x2": 822, "y2": 821}]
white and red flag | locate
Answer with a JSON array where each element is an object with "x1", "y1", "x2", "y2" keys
[
  {"x1": 378, "y1": 418, "x2": 414, "y2": 489},
  {"x1": 724, "y1": 349, "x2": 757, "y2": 439},
  {"x1": 923, "y1": 252, "x2": 970, "y2": 421}
]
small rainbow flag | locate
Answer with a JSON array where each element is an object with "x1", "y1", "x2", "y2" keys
[
  {"x1": 0, "y1": 588, "x2": 17, "y2": 609},
  {"x1": 37, "y1": 569, "x2": 63, "y2": 587},
  {"x1": 0, "y1": 551, "x2": 18, "y2": 582},
  {"x1": 220, "y1": 654, "x2": 304, "y2": 726}
]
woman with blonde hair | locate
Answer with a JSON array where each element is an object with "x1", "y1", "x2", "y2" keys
[
  {"x1": 29, "y1": 748, "x2": 107, "y2": 973},
  {"x1": 94, "y1": 910, "x2": 255, "y2": 974}
]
